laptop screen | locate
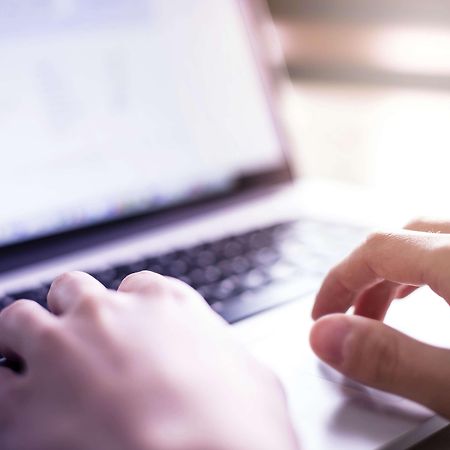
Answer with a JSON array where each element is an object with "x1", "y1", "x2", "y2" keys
[{"x1": 0, "y1": 0, "x2": 286, "y2": 247}]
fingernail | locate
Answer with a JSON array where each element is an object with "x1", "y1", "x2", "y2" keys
[{"x1": 311, "y1": 317, "x2": 352, "y2": 366}]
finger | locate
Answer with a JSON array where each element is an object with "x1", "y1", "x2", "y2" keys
[
  {"x1": 353, "y1": 281, "x2": 399, "y2": 321},
  {"x1": 335, "y1": 219, "x2": 448, "y2": 320},
  {"x1": 118, "y1": 271, "x2": 201, "y2": 301},
  {"x1": 395, "y1": 216, "x2": 450, "y2": 302},
  {"x1": 165, "y1": 276, "x2": 209, "y2": 303},
  {"x1": 405, "y1": 217, "x2": 450, "y2": 234},
  {"x1": 395, "y1": 285, "x2": 418, "y2": 299},
  {"x1": 354, "y1": 283, "x2": 420, "y2": 320},
  {"x1": 391, "y1": 217, "x2": 450, "y2": 302},
  {"x1": 47, "y1": 272, "x2": 107, "y2": 315},
  {"x1": 310, "y1": 314, "x2": 450, "y2": 419},
  {"x1": 312, "y1": 230, "x2": 447, "y2": 319},
  {"x1": 350, "y1": 219, "x2": 450, "y2": 320},
  {"x1": 0, "y1": 300, "x2": 58, "y2": 362},
  {"x1": 119, "y1": 272, "x2": 213, "y2": 321},
  {"x1": 118, "y1": 271, "x2": 172, "y2": 298}
]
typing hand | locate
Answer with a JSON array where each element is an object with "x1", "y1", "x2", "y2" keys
[
  {"x1": 310, "y1": 218, "x2": 450, "y2": 419},
  {"x1": 0, "y1": 271, "x2": 299, "y2": 450}
]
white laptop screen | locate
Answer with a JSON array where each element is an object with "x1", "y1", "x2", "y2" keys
[{"x1": 0, "y1": 0, "x2": 286, "y2": 246}]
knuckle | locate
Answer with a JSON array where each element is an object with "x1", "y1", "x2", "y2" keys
[
  {"x1": 331, "y1": 267, "x2": 354, "y2": 294},
  {"x1": 365, "y1": 230, "x2": 394, "y2": 249},
  {"x1": 120, "y1": 271, "x2": 175, "y2": 301},
  {"x1": 120, "y1": 271, "x2": 146, "y2": 286},
  {"x1": 51, "y1": 271, "x2": 84, "y2": 293},
  {"x1": 363, "y1": 230, "x2": 397, "y2": 269},
  {"x1": 120, "y1": 271, "x2": 143, "y2": 290},
  {"x1": 1, "y1": 300, "x2": 34, "y2": 325},
  {"x1": 121, "y1": 270, "x2": 166, "y2": 289}
]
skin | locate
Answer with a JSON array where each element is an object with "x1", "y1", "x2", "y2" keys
[
  {"x1": 310, "y1": 218, "x2": 450, "y2": 419},
  {"x1": 2, "y1": 217, "x2": 450, "y2": 448},
  {"x1": 0, "y1": 271, "x2": 300, "y2": 450}
]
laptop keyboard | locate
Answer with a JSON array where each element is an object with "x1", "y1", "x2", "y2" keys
[{"x1": 0, "y1": 219, "x2": 366, "y2": 324}]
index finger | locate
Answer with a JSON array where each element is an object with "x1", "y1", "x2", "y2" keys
[
  {"x1": 312, "y1": 230, "x2": 448, "y2": 319},
  {"x1": 47, "y1": 272, "x2": 107, "y2": 315}
]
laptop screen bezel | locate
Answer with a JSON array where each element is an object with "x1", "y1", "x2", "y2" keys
[{"x1": 0, "y1": 0, "x2": 295, "y2": 273}]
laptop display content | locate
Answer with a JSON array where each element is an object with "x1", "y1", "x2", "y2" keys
[
  {"x1": 0, "y1": 0, "x2": 367, "y2": 331},
  {"x1": 0, "y1": 0, "x2": 285, "y2": 248},
  {"x1": 0, "y1": 0, "x2": 366, "y2": 327}
]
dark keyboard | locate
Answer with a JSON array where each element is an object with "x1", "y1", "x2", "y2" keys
[{"x1": 0, "y1": 219, "x2": 365, "y2": 324}]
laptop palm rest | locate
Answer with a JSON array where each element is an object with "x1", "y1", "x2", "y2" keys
[{"x1": 234, "y1": 292, "x2": 449, "y2": 450}]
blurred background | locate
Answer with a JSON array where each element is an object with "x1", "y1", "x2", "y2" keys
[{"x1": 265, "y1": 0, "x2": 450, "y2": 217}]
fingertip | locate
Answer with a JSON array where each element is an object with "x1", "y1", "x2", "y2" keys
[{"x1": 310, "y1": 314, "x2": 352, "y2": 366}]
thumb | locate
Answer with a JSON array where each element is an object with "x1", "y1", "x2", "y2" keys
[{"x1": 310, "y1": 314, "x2": 450, "y2": 419}]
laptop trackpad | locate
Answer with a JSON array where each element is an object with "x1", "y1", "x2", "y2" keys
[{"x1": 236, "y1": 297, "x2": 437, "y2": 450}]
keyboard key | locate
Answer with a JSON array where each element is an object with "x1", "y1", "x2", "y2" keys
[
  {"x1": 143, "y1": 258, "x2": 164, "y2": 274},
  {"x1": 240, "y1": 269, "x2": 269, "y2": 290},
  {"x1": 189, "y1": 265, "x2": 223, "y2": 287},
  {"x1": 222, "y1": 241, "x2": 244, "y2": 259},
  {"x1": 0, "y1": 219, "x2": 365, "y2": 323},
  {"x1": 247, "y1": 230, "x2": 274, "y2": 249},
  {"x1": 165, "y1": 259, "x2": 189, "y2": 277},
  {"x1": 157, "y1": 252, "x2": 179, "y2": 267},
  {"x1": 0, "y1": 296, "x2": 14, "y2": 310},
  {"x1": 250, "y1": 247, "x2": 280, "y2": 266},
  {"x1": 114, "y1": 260, "x2": 148, "y2": 276},
  {"x1": 90, "y1": 269, "x2": 118, "y2": 287},
  {"x1": 195, "y1": 250, "x2": 216, "y2": 267},
  {"x1": 265, "y1": 261, "x2": 298, "y2": 281},
  {"x1": 9, "y1": 286, "x2": 49, "y2": 306},
  {"x1": 205, "y1": 277, "x2": 242, "y2": 304},
  {"x1": 229, "y1": 256, "x2": 251, "y2": 274}
]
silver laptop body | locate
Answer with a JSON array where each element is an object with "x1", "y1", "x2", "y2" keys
[{"x1": 0, "y1": 1, "x2": 447, "y2": 448}]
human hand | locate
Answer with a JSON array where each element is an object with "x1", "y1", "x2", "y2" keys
[
  {"x1": 0, "y1": 271, "x2": 300, "y2": 450},
  {"x1": 310, "y1": 218, "x2": 450, "y2": 419}
]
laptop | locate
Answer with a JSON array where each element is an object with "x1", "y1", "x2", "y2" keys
[{"x1": 0, "y1": 0, "x2": 447, "y2": 448}]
